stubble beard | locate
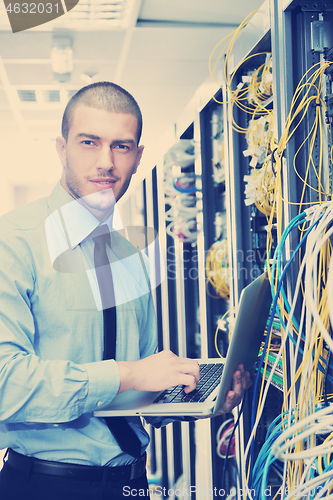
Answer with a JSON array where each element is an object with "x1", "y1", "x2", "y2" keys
[{"x1": 65, "y1": 162, "x2": 116, "y2": 218}]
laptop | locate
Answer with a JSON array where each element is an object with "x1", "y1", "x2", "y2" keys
[{"x1": 94, "y1": 272, "x2": 272, "y2": 417}]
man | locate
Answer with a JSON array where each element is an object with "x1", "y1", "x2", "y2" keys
[{"x1": 0, "y1": 82, "x2": 250, "y2": 499}]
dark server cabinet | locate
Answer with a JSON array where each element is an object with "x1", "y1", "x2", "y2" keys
[
  {"x1": 125, "y1": 1, "x2": 333, "y2": 497},
  {"x1": 224, "y1": 22, "x2": 283, "y2": 494},
  {"x1": 227, "y1": 0, "x2": 333, "y2": 496},
  {"x1": 199, "y1": 94, "x2": 238, "y2": 495}
]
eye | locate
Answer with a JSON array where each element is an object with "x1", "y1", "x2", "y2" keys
[
  {"x1": 81, "y1": 140, "x2": 96, "y2": 146},
  {"x1": 115, "y1": 144, "x2": 130, "y2": 151}
]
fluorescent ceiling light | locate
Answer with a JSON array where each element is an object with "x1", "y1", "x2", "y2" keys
[
  {"x1": 54, "y1": 0, "x2": 137, "y2": 30},
  {"x1": 16, "y1": 88, "x2": 78, "y2": 104},
  {"x1": 51, "y1": 34, "x2": 73, "y2": 82},
  {"x1": 51, "y1": 47, "x2": 73, "y2": 75}
]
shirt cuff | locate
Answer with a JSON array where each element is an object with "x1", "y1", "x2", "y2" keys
[{"x1": 82, "y1": 359, "x2": 120, "y2": 412}]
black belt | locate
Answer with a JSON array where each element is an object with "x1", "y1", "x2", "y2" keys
[{"x1": 6, "y1": 449, "x2": 146, "y2": 482}]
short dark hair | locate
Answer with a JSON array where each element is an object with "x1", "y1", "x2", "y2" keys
[{"x1": 61, "y1": 82, "x2": 143, "y2": 144}]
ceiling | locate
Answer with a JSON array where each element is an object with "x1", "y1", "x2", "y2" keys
[{"x1": 0, "y1": 0, "x2": 264, "y2": 203}]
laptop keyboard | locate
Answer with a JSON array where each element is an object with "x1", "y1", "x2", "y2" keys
[{"x1": 153, "y1": 363, "x2": 224, "y2": 404}]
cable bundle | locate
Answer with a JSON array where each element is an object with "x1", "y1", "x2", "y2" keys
[
  {"x1": 251, "y1": 406, "x2": 333, "y2": 499},
  {"x1": 244, "y1": 114, "x2": 274, "y2": 168},
  {"x1": 212, "y1": 131, "x2": 225, "y2": 185},
  {"x1": 163, "y1": 139, "x2": 196, "y2": 170},
  {"x1": 205, "y1": 239, "x2": 230, "y2": 299},
  {"x1": 208, "y1": 9, "x2": 259, "y2": 105},
  {"x1": 163, "y1": 141, "x2": 201, "y2": 243},
  {"x1": 242, "y1": 69, "x2": 276, "y2": 217},
  {"x1": 243, "y1": 150, "x2": 276, "y2": 218},
  {"x1": 261, "y1": 60, "x2": 333, "y2": 299},
  {"x1": 224, "y1": 45, "x2": 276, "y2": 215},
  {"x1": 212, "y1": 24, "x2": 332, "y2": 220},
  {"x1": 243, "y1": 203, "x2": 333, "y2": 499},
  {"x1": 266, "y1": 60, "x2": 332, "y2": 229},
  {"x1": 164, "y1": 173, "x2": 201, "y2": 243},
  {"x1": 209, "y1": 13, "x2": 277, "y2": 218},
  {"x1": 247, "y1": 57, "x2": 273, "y2": 106},
  {"x1": 216, "y1": 418, "x2": 236, "y2": 459},
  {"x1": 209, "y1": 14, "x2": 333, "y2": 498}
]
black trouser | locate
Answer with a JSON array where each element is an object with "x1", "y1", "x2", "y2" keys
[{"x1": 0, "y1": 451, "x2": 151, "y2": 500}]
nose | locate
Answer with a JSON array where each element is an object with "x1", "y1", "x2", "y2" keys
[{"x1": 96, "y1": 145, "x2": 114, "y2": 171}]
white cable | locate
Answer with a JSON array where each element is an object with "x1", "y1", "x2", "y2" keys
[
  {"x1": 166, "y1": 219, "x2": 201, "y2": 243},
  {"x1": 304, "y1": 206, "x2": 333, "y2": 353},
  {"x1": 272, "y1": 404, "x2": 333, "y2": 460},
  {"x1": 314, "y1": 477, "x2": 333, "y2": 499},
  {"x1": 242, "y1": 233, "x2": 313, "y2": 499},
  {"x1": 241, "y1": 202, "x2": 333, "y2": 497},
  {"x1": 282, "y1": 470, "x2": 333, "y2": 500},
  {"x1": 327, "y1": 213, "x2": 333, "y2": 334},
  {"x1": 297, "y1": 456, "x2": 318, "y2": 490},
  {"x1": 280, "y1": 202, "x2": 333, "y2": 493},
  {"x1": 216, "y1": 418, "x2": 235, "y2": 458}
]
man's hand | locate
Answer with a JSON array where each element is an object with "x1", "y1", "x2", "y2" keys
[
  {"x1": 117, "y1": 353, "x2": 251, "y2": 416},
  {"x1": 117, "y1": 350, "x2": 200, "y2": 394},
  {"x1": 218, "y1": 364, "x2": 251, "y2": 414},
  {"x1": 196, "y1": 364, "x2": 251, "y2": 419}
]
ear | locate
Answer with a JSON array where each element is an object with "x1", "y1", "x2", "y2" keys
[
  {"x1": 133, "y1": 145, "x2": 144, "y2": 174},
  {"x1": 55, "y1": 136, "x2": 67, "y2": 167}
]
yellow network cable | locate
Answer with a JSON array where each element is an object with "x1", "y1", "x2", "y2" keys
[
  {"x1": 280, "y1": 312, "x2": 328, "y2": 418},
  {"x1": 214, "y1": 309, "x2": 230, "y2": 358},
  {"x1": 266, "y1": 61, "x2": 333, "y2": 315},
  {"x1": 211, "y1": 10, "x2": 333, "y2": 497},
  {"x1": 278, "y1": 224, "x2": 332, "y2": 493},
  {"x1": 209, "y1": 10, "x2": 258, "y2": 104},
  {"x1": 210, "y1": 12, "x2": 278, "y2": 221},
  {"x1": 228, "y1": 53, "x2": 273, "y2": 136},
  {"x1": 248, "y1": 58, "x2": 273, "y2": 104},
  {"x1": 225, "y1": 54, "x2": 276, "y2": 217},
  {"x1": 255, "y1": 212, "x2": 332, "y2": 492},
  {"x1": 272, "y1": 61, "x2": 332, "y2": 212},
  {"x1": 205, "y1": 239, "x2": 230, "y2": 300},
  {"x1": 263, "y1": 62, "x2": 332, "y2": 211}
]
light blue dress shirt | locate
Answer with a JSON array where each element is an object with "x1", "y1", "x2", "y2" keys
[{"x1": 0, "y1": 182, "x2": 158, "y2": 466}]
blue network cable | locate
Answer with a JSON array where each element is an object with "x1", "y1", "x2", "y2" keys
[
  {"x1": 270, "y1": 211, "x2": 332, "y2": 381},
  {"x1": 258, "y1": 411, "x2": 298, "y2": 496},
  {"x1": 259, "y1": 406, "x2": 333, "y2": 498},
  {"x1": 248, "y1": 212, "x2": 323, "y2": 486},
  {"x1": 172, "y1": 176, "x2": 198, "y2": 194},
  {"x1": 270, "y1": 211, "x2": 307, "y2": 330}
]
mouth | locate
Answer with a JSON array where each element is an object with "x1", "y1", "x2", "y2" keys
[{"x1": 90, "y1": 179, "x2": 116, "y2": 190}]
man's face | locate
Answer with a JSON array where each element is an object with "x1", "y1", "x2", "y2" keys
[{"x1": 56, "y1": 105, "x2": 144, "y2": 221}]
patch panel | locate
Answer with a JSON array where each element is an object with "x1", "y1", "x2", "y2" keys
[{"x1": 260, "y1": 366, "x2": 284, "y2": 392}]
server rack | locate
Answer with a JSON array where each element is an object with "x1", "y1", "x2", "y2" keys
[
  {"x1": 120, "y1": 0, "x2": 333, "y2": 497},
  {"x1": 225, "y1": 0, "x2": 333, "y2": 497},
  {"x1": 198, "y1": 91, "x2": 241, "y2": 494}
]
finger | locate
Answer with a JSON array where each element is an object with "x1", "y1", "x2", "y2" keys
[
  {"x1": 219, "y1": 390, "x2": 237, "y2": 414},
  {"x1": 231, "y1": 370, "x2": 243, "y2": 395},
  {"x1": 178, "y1": 359, "x2": 200, "y2": 383},
  {"x1": 233, "y1": 365, "x2": 251, "y2": 392},
  {"x1": 179, "y1": 374, "x2": 197, "y2": 393}
]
